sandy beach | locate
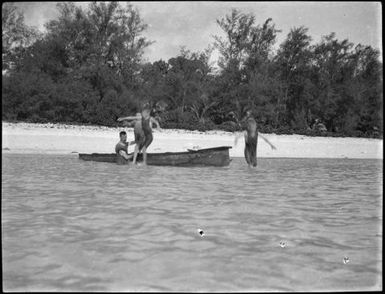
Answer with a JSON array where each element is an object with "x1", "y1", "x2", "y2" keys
[{"x1": 2, "y1": 122, "x2": 383, "y2": 159}]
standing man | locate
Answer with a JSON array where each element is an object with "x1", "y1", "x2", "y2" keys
[
  {"x1": 234, "y1": 110, "x2": 276, "y2": 167},
  {"x1": 132, "y1": 106, "x2": 161, "y2": 165}
]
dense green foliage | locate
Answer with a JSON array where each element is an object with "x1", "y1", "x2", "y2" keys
[{"x1": 2, "y1": 3, "x2": 383, "y2": 137}]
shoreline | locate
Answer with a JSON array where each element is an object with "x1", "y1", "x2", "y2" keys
[{"x1": 2, "y1": 122, "x2": 383, "y2": 159}]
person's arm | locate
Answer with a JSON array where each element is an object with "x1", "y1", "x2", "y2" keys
[
  {"x1": 119, "y1": 150, "x2": 130, "y2": 160},
  {"x1": 234, "y1": 131, "x2": 246, "y2": 146},
  {"x1": 117, "y1": 114, "x2": 142, "y2": 122},
  {"x1": 151, "y1": 117, "x2": 161, "y2": 129},
  {"x1": 259, "y1": 133, "x2": 276, "y2": 150}
]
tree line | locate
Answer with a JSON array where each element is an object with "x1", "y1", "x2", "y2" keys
[{"x1": 2, "y1": 2, "x2": 383, "y2": 138}]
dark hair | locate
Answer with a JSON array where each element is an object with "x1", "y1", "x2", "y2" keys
[
  {"x1": 142, "y1": 105, "x2": 151, "y2": 112},
  {"x1": 119, "y1": 131, "x2": 126, "y2": 137}
]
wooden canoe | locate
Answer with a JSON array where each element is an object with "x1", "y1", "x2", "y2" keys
[{"x1": 78, "y1": 146, "x2": 232, "y2": 167}]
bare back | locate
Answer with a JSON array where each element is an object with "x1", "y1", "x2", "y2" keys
[{"x1": 246, "y1": 117, "x2": 257, "y2": 138}]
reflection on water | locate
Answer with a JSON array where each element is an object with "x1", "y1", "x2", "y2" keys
[{"x1": 2, "y1": 154, "x2": 382, "y2": 291}]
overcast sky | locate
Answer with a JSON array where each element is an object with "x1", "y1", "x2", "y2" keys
[{"x1": 14, "y1": 1, "x2": 382, "y2": 65}]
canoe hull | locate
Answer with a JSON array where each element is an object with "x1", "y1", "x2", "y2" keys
[{"x1": 79, "y1": 146, "x2": 232, "y2": 167}]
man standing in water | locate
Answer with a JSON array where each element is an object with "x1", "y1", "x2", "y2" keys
[
  {"x1": 234, "y1": 111, "x2": 276, "y2": 167},
  {"x1": 115, "y1": 131, "x2": 135, "y2": 165}
]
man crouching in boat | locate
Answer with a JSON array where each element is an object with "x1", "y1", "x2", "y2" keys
[{"x1": 115, "y1": 131, "x2": 135, "y2": 165}]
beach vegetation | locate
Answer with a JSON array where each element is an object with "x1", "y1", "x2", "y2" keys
[{"x1": 2, "y1": 3, "x2": 382, "y2": 138}]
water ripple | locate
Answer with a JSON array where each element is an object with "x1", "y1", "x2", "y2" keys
[{"x1": 2, "y1": 154, "x2": 382, "y2": 291}]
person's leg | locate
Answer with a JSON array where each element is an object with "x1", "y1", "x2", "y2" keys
[
  {"x1": 142, "y1": 146, "x2": 147, "y2": 165},
  {"x1": 133, "y1": 127, "x2": 141, "y2": 165},
  {"x1": 251, "y1": 143, "x2": 257, "y2": 167},
  {"x1": 133, "y1": 143, "x2": 140, "y2": 164},
  {"x1": 244, "y1": 141, "x2": 253, "y2": 166},
  {"x1": 142, "y1": 133, "x2": 153, "y2": 165},
  {"x1": 244, "y1": 145, "x2": 251, "y2": 165},
  {"x1": 244, "y1": 133, "x2": 251, "y2": 166},
  {"x1": 133, "y1": 125, "x2": 146, "y2": 164},
  {"x1": 244, "y1": 146, "x2": 249, "y2": 165},
  {"x1": 252, "y1": 157, "x2": 257, "y2": 167}
]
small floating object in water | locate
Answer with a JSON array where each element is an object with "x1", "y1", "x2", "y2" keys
[
  {"x1": 343, "y1": 256, "x2": 350, "y2": 264},
  {"x1": 279, "y1": 241, "x2": 286, "y2": 248},
  {"x1": 198, "y1": 229, "x2": 204, "y2": 237}
]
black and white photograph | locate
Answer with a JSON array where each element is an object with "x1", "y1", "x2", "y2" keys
[{"x1": 2, "y1": 1, "x2": 382, "y2": 291}]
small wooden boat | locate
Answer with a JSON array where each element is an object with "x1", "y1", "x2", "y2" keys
[{"x1": 79, "y1": 146, "x2": 232, "y2": 167}]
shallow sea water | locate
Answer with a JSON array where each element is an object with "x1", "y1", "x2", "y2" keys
[{"x1": 1, "y1": 154, "x2": 382, "y2": 291}]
